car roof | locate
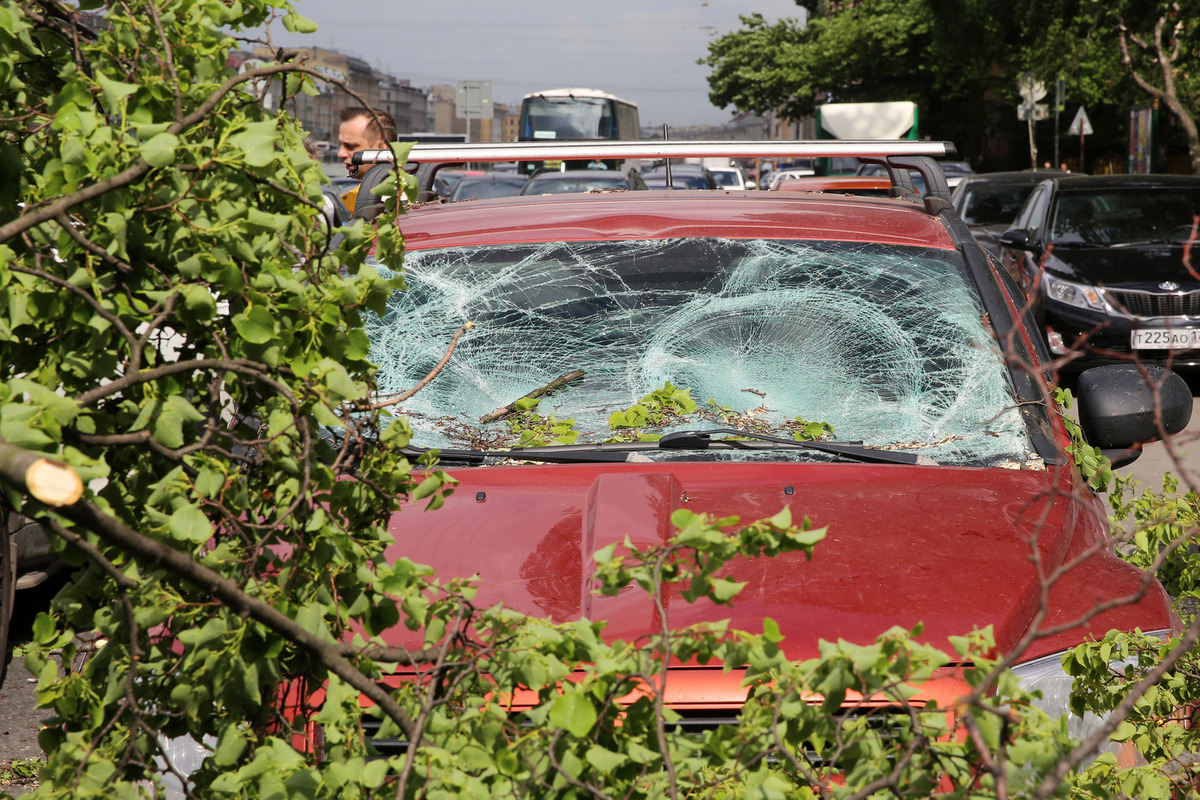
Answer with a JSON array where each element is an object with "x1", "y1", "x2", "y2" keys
[
  {"x1": 400, "y1": 190, "x2": 956, "y2": 251},
  {"x1": 774, "y1": 175, "x2": 892, "y2": 192},
  {"x1": 456, "y1": 173, "x2": 528, "y2": 183},
  {"x1": 957, "y1": 169, "x2": 1068, "y2": 185},
  {"x1": 1047, "y1": 173, "x2": 1200, "y2": 190}
]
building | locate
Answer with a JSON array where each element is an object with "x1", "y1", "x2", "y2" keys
[{"x1": 233, "y1": 47, "x2": 429, "y2": 147}]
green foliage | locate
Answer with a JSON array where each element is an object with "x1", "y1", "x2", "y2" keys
[
  {"x1": 1110, "y1": 473, "x2": 1200, "y2": 602},
  {"x1": 1053, "y1": 386, "x2": 1114, "y2": 491},
  {"x1": 607, "y1": 381, "x2": 698, "y2": 440},
  {"x1": 506, "y1": 397, "x2": 579, "y2": 447}
]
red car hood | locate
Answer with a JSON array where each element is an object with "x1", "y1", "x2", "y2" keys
[{"x1": 381, "y1": 461, "x2": 1171, "y2": 664}]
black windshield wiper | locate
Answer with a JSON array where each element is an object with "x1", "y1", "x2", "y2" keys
[
  {"x1": 403, "y1": 429, "x2": 931, "y2": 467},
  {"x1": 655, "y1": 429, "x2": 929, "y2": 465}
]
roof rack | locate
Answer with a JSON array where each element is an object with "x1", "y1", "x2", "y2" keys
[{"x1": 349, "y1": 139, "x2": 959, "y2": 213}]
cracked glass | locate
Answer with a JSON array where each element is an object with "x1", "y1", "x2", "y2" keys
[{"x1": 367, "y1": 238, "x2": 1038, "y2": 467}]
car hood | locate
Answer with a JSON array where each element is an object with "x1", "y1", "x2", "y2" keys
[
  {"x1": 381, "y1": 461, "x2": 1170, "y2": 663},
  {"x1": 1045, "y1": 242, "x2": 1199, "y2": 288}
]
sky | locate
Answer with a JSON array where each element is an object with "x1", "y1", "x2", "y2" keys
[{"x1": 250, "y1": 0, "x2": 807, "y2": 128}]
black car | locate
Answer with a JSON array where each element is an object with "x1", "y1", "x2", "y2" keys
[
  {"x1": 519, "y1": 169, "x2": 645, "y2": 195},
  {"x1": 952, "y1": 169, "x2": 1069, "y2": 256},
  {"x1": 998, "y1": 173, "x2": 1200, "y2": 368},
  {"x1": 640, "y1": 164, "x2": 718, "y2": 190},
  {"x1": 448, "y1": 173, "x2": 529, "y2": 202}
]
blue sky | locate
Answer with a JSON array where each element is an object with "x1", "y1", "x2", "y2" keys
[{"x1": 249, "y1": 0, "x2": 807, "y2": 127}]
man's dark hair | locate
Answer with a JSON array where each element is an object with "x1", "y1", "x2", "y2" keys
[{"x1": 340, "y1": 106, "x2": 397, "y2": 144}]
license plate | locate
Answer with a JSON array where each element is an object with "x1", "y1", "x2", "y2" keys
[{"x1": 1131, "y1": 328, "x2": 1200, "y2": 350}]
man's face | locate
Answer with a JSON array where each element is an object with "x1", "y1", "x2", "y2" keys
[{"x1": 337, "y1": 115, "x2": 383, "y2": 179}]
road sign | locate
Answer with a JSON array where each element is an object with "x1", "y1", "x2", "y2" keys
[
  {"x1": 455, "y1": 80, "x2": 493, "y2": 120},
  {"x1": 1018, "y1": 103, "x2": 1050, "y2": 121},
  {"x1": 1018, "y1": 71, "x2": 1046, "y2": 103},
  {"x1": 1067, "y1": 106, "x2": 1093, "y2": 136}
]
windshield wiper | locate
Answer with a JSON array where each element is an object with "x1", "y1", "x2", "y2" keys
[
  {"x1": 655, "y1": 429, "x2": 930, "y2": 465},
  {"x1": 403, "y1": 429, "x2": 932, "y2": 466}
]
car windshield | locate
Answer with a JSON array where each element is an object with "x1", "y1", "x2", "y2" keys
[
  {"x1": 710, "y1": 170, "x2": 742, "y2": 188},
  {"x1": 959, "y1": 184, "x2": 1035, "y2": 226},
  {"x1": 1050, "y1": 187, "x2": 1200, "y2": 245},
  {"x1": 522, "y1": 173, "x2": 627, "y2": 194},
  {"x1": 643, "y1": 173, "x2": 711, "y2": 189},
  {"x1": 367, "y1": 238, "x2": 1034, "y2": 466}
]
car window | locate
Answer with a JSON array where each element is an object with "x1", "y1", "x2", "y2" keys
[
  {"x1": 1014, "y1": 185, "x2": 1047, "y2": 236},
  {"x1": 710, "y1": 170, "x2": 743, "y2": 188},
  {"x1": 521, "y1": 173, "x2": 628, "y2": 194},
  {"x1": 1050, "y1": 187, "x2": 1200, "y2": 244},
  {"x1": 366, "y1": 238, "x2": 1035, "y2": 467},
  {"x1": 959, "y1": 185, "x2": 1035, "y2": 226}
]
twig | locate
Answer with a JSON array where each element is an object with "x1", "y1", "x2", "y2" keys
[
  {"x1": 479, "y1": 370, "x2": 586, "y2": 424},
  {"x1": 362, "y1": 322, "x2": 475, "y2": 411}
]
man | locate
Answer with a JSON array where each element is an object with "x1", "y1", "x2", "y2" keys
[{"x1": 336, "y1": 106, "x2": 397, "y2": 212}]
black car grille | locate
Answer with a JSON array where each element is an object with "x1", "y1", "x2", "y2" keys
[
  {"x1": 1105, "y1": 288, "x2": 1200, "y2": 318},
  {"x1": 359, "y1": 706, "x2": 914, "y2": 767},
  {"x1": 361, "y1": 716, "x2": 409, "y2": 759}
]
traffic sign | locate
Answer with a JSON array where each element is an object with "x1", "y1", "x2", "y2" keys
[
  {"x1": 1018, "y1": 72, "x2": 1046, "y2": 102},
  {"x1": 456, "y1": 80, "x2": 493, "y2": 120},
  {"x1": 1067, "y1": 106, "x2": 1093, "y2": 136}
]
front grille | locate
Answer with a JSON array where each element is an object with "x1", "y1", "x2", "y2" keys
[
  {"x1": 668, "y1": 706, "x2": 914, "y2": 767},
  {"x1": 361, "y1": 716, "x2": 409, "y2": 759},
  {"x1": 1105, "y1": 288, "x2": 1200, "y2": 318}
]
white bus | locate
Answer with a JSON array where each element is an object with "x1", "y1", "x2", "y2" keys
[{"x1": 517, "y1": 88, "x2": 640, "y2": 173}]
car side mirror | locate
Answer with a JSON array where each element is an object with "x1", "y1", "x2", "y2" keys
[
  {"x1": 1074, "y1": 365, "x2": 1192, "y2": 468},
  {"x1": 998, "y1": 228, "x2": 1036, "y2": 251}
]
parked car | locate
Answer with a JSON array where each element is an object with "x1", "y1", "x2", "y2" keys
[
  {"x1": 952, "y1": 169, "x2": 1069, "y2": 255},
  {"x1": 774, "y1": 175, "x2": 897, "y2": 197},
  {"x1": 938, "y1": 159, "x2": 977, "y2": 188},
  {"x1": 354, "y1": 141, "x2": 1190, "y2": 762},
  {"x1": 519, "y1": 169, "x2": 645, "y2": 195},
  {"x1": 448, "y1": 172, "x2": 529, "y2": 202},
  {"x1": 707, "y1": 165, "x2": 749, "y2": 191},
  {"x1": 640, "y1": 163, "x2": 718, "y2": 189},
  {"x1": 998, "y1": 173, "x2": 1200, "y2": 368},
  {"x1": 764, "y1": 166, "x2": 817, "y2": 190},
  {"x1": 431, "y1": 169, "x2": 484, "y2": 200}
]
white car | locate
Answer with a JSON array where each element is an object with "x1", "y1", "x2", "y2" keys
[
  {"x1": 708, "y1": 166, "x2": 748, "y2": 191},
  {"x1": 765, "y1": 166, "x2": 817, "y2": 190}
]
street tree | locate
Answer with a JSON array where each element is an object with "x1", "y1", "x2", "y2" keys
[
  {"x1": 703, "y1": 0, "x2": 1200, "y2": 173},
  {"x1": 3, "y1": 2, "x2": 1200, "y2": 800}
]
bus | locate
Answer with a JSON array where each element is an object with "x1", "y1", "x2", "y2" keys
[{"x1": 517, "y1": 88, "x2": 640, "y2": 173}]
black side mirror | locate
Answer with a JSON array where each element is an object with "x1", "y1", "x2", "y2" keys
[
  {"x1": 998, "y1": 228, "x2": 1036, "y2": 251},
  {"x1": 1074, "y1": 365, "x2": 1192, "y2": 467}
]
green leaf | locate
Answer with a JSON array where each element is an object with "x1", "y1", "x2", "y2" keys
[
  {"x1": 97, "y1": 74, "x2": 138, "y2": 112},
  {"x1": 233, "y1": 306, "x2": 277, "y2": 344},
  {"x1": 585, "y1": 745, "x2": 627, "y2": 772},
  {"x1": 169, "y1": 504, "x2": 213, "y2": 544},
  {"x1": 282, "y1": 13, "x2": 320, "y2": 33},
  {"x1": 548, "y1": 691, "x2": 596, "y2": 738},
  {"x1": 229, "y1": 120, "x2": 279, "y2": 168},
  {"x1": 140, "y1": 132, "x2": 179, "y2": 167}
]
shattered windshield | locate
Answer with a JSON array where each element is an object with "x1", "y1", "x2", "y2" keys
[{"x1": 367, "y1": 238, "x2": 1037, "y2": 466}]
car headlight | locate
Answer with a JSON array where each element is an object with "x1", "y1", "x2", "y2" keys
[
  {"x1": 1011, "y1": 632, "x2": 1171, "y2": 763},
  {"x1": 1043, "y1": 275, "x2": 1107, "y2": 312},
  {"x1": 1010, "y1": 651, "x2": 1117, "y2": 756}
]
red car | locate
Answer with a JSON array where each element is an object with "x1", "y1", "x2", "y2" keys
[{"x1": 357, "y1": 141, "x2": 1191, "y2": 759}]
